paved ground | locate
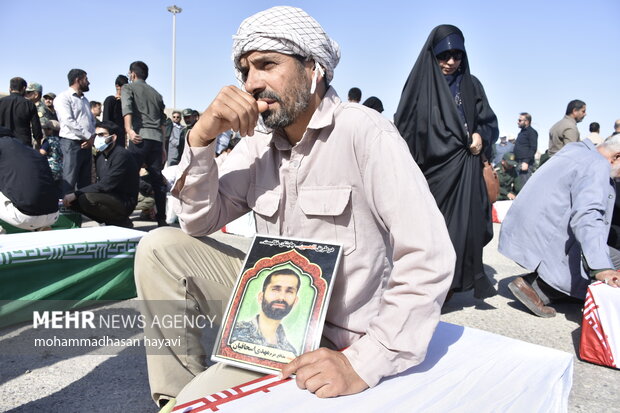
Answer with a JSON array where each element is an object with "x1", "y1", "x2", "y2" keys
[{"x1": 0, "y1": 219, "x2": 618, "y2": 412}]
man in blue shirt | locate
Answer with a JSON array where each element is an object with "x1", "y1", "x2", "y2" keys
[{"x1": 500, "y1": 137, "x2": 620, "y2": 317}]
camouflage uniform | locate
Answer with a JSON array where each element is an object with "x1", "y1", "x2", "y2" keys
[
  {"x1": 39, "y1": 118, "x2": 63, "y2": 196},
  {"x1": 44, "y1": 136, "x2": 63, "y2": 181},
  {"x1": 496, "y1": 153, "x2": 519, "y2": 201},
  {"x1": 230, "y1": 315, "x2": 297, "y2": 355},
  {"x1": 38, "y1": 100, "x2": 57, "y2": 122}
]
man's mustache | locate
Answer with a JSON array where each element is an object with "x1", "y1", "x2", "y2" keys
[
  {"x1": 254, "y1": 90, "x2": 282, "y2": 103},
  {"x1": 269, "y1": 300, "x2": 289, "y2": 309}
]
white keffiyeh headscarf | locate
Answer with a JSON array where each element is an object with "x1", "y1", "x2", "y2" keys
[{"x1": 232, "y1": 6, "x2": 341, "y2": 84}]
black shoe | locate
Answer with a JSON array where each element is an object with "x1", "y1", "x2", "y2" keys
[{"x1": 157, "y1": 219, "x2": 169, "y2": 227}]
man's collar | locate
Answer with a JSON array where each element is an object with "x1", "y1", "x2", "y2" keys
[
  {"x1": 306, "y1": 86, "x2": 340, "y2": 131},
  {"x1": 69, "y1": 85, "x2": 83, "y2": 97}
]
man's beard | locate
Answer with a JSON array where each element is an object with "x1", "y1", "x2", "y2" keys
[
  {"x1": 254, "y1": 67, "x2": 311, "y2": 129},
  {"x1": 611, "y1": 162, "x2": 620, "y2": 179},
  {"x1": 262, "y1": 299, "x2": 292, "y2": 320}
]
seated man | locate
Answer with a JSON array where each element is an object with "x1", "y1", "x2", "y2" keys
[
  {"x1": 0, "y1": 126, "x2": 59, "y2": 231},
  {"x1": 136, "y1": 168, "x2": 157, "y2": 221},
  {"x1": 63, "y1": 121, "x2": 138, "y2": 228},
  {"x1": 499, "y1": 137, "x2": 620, "y2": 318},
  {"x1": 135, "y1": 6, "x2": 455, "y2": 408},
  {"x1": 496, "y1": 152, "x2": 518, "y2": 201}
]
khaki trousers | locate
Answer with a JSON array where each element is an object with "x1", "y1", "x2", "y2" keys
[{"x1": 134, "y1": 227, "x2": 262, "y2": 405}]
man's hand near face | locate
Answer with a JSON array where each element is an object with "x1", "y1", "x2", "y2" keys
[
  {"x1": 189, "y1": 86, "x2": 268, "y2": 147},
  {"x1": 280, "y1": 347, "x2": 369, "y2": 398}
]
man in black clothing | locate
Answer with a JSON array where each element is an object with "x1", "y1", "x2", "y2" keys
[
  {"x1": 103, "y1": 75, "x2": 129, "y2": 148},
  {"x1": 0, "y1": 127, "x2": 59, "y2": 231},
  {"x1": 0, "y1": 77, "x2": 43, "y2": 147},
  {"x1": 63, "y1": 121, "x2": 139, "y2": 228},
  {"x1": 514, "y1": 112, "x2": 538, "y2": 188}
]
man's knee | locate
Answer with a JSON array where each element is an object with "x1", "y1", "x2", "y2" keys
[
  {"x1": 77, "y1": 193, "x2": 97, "y2": 208},
  {"x1": 135, "y1": 227, "x2": 192, "y2": 299},
  {"x1": 136, "y1": 227, "x2": 187, "y2": 264}
]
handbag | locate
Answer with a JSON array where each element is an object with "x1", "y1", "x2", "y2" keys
[{"x1": 481, "y1": 155, "x2": 499, "y2": 204}]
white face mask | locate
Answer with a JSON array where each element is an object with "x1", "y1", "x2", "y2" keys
[{"x1": 94, "y1": 135, "x2": 112, "y2": 152}]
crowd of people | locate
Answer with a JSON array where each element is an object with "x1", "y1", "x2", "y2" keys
[
  {"x1": 1, "y1": 5, "x2": 619, "y2": 410},
  {"x1": 0, "y1": 64, "x2": 236, "y2": 232}
]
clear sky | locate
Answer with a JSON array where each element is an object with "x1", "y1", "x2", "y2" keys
[{"x1": 1, "y1": 0, "x2": 618, "y2": 150}]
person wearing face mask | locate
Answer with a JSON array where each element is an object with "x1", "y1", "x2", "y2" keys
[
  {"x1": 395, "y1": 25, "x2": 499, "y2": 301},
  {"x1": 62, "y1": 121, "x2": 138, "y2": 228}
]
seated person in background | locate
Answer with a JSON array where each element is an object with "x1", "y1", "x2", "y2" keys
[
  {"x1": 499, "y1": 137, "x2": 620, "y2": 318},
  {"x1": 0, "y1": 126, "x2": 59, "y2": 231},
  {"x1": 136, "y1": 168, "x2": 156, "y2": 221},
  {"x1": 39, "y1": 118, "x2": 64, "y2": 198},
  {"x1": 496, "y1": 153, "x2": 519, "y2": 201},
  {"x1": 63, "y1": 121, "x2": 139, "y2": 228}
]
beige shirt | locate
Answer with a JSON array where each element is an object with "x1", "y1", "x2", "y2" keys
[
  {"x1": 172, "y1": 88, "x2": 455, "y2": 387},
  {"x1": 548, "y1": 115, "x2": 579, "y2": 156}
]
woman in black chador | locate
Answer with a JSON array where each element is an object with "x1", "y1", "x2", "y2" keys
[{"x1": 394, "y1": 24, "x2": 499, "y2": 299}]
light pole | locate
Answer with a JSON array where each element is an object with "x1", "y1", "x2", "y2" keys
[{"x1": 167, "y1": 5, "x2": 182, "y2": 110}]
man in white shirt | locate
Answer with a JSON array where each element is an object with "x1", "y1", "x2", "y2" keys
[
  {"x1": 54, "y1": 68, "x2": 96, "y2": 195},
  {"x1": 586, "y1": 122, "x2": 603, "y2": 146}
]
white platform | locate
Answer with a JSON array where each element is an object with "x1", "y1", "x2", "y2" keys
[{"x1": 174, "y1": 321, "x2": 573, "y2": 413}]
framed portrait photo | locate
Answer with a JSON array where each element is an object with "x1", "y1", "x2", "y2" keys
[{"x1": 212, "y1": 235, "x2": 342, "y2": 375}]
